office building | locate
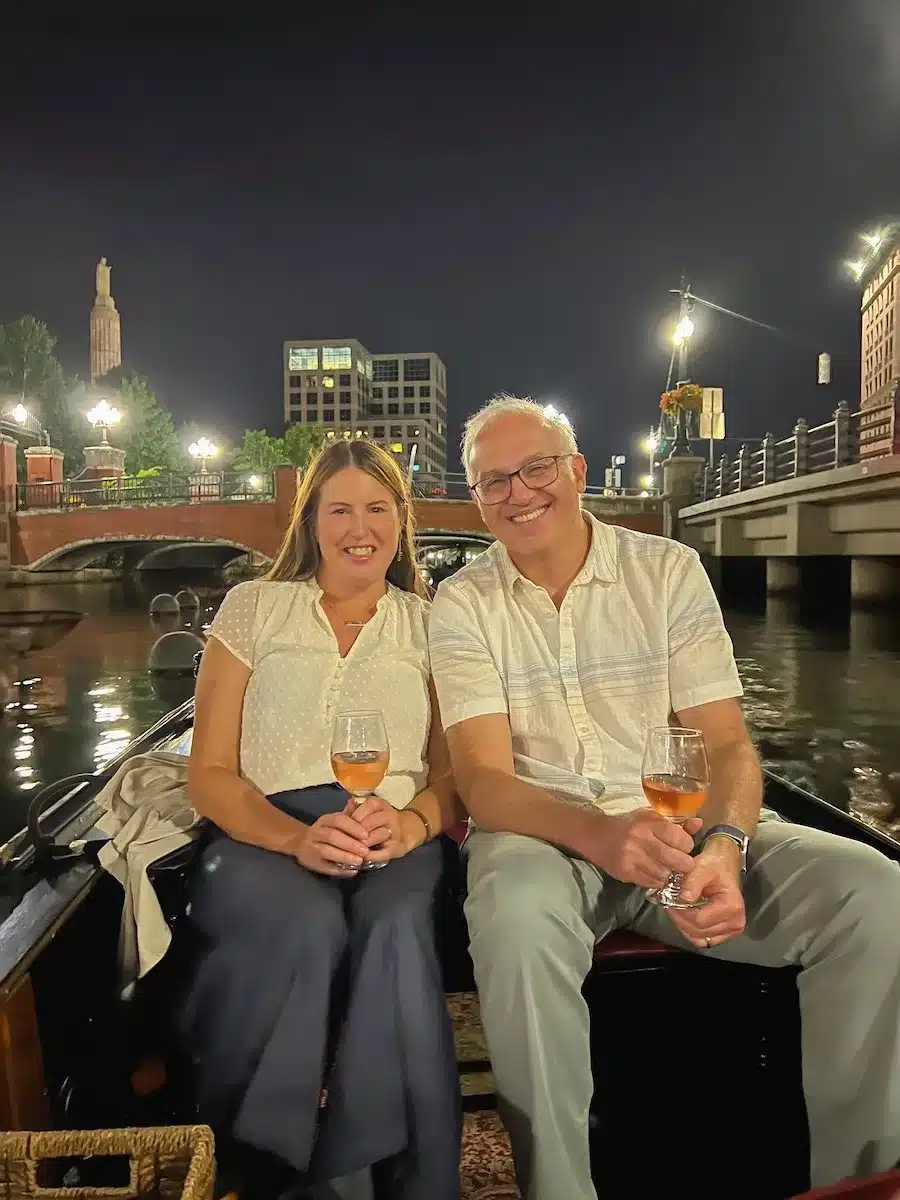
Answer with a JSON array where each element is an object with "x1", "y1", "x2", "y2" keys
[
  {"x1": 858, "y1": 225, "x2": 900, "y2": 459},
  {"x1": 283, "y1": 340, "x2": 448, "y2": 476}
]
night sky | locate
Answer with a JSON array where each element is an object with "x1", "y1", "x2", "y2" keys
[{"x1": 2, "y1": 4, "x2": 898, "y2": 478}]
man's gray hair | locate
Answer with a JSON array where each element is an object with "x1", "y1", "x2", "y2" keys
[{"x1": 461, "y1": 394, "x2": 579, "y2": 482}]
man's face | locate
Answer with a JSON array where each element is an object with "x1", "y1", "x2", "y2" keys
[{"x1": 469, "y1": 412, "x2": 587, "y2": 557}]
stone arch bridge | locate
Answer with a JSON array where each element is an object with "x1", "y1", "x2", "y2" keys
[{"x1": 4, "y1": 467, "x2": 664, "y2": 576}]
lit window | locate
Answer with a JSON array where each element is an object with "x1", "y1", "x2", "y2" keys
[
  {"x1": 390, "y1": 443, "x2": 404, "y2": 453},
  {"x1": 288, "y1": 347, "x2": 319, "y2": 372},
  {"x1": 323, "y1": 346, "x2": 352, "y2": 370},
  {"x1": 323, "y1": 376, "x2": 335, "y2": 389}
]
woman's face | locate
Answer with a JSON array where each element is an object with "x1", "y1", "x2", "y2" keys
[{"x1": 315, "y1": 466, "x2": 402, "y2": 588}]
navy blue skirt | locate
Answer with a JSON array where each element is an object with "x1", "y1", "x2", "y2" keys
[{"x1": 181, "y1": 784, "x2": 461, "y2": 1197}]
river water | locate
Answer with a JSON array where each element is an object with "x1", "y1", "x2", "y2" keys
[{"x1": 0, "y1": 580, "x2": 898, "y2": 845}]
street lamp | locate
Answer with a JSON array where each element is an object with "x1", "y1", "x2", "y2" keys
[
  {"x1": 86, "y1": 398, "x2": 121, "y2": 445},
  {"x1": 642, "y1": 429, "x2": 659, "y2": 477},
  {"x1": 12, "y1": 404, "x2": 27, "y2": 426},
  {"x1": 673, "y1": 316, "x2": 695, "y2": 345},
  {"x1": 189, "y1": 437, "x2": 217, "y2": 474}
]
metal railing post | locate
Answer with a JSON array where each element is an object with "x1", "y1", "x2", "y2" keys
[{"x1": 793, "y1": 418, "x2": 809, "y2": 477}]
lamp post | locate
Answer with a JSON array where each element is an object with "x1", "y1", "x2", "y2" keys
[
  {"x1": 642, "y1": 430, "x2": 659, "y2": 482},
  {"x1": 189, "y1": 437, "x2": 217, "y2": 474},
  {"x1": 86, "y1": 398, "x2": 120, "y2": 445}
]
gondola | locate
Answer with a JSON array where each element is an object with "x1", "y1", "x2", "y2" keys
[{"x1": 0, "y1": 547, "x2": 897, "y2": 1199}]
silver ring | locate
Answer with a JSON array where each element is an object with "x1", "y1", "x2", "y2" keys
[{"x1": 705, "y1": 936, "x2": 712, "y2": 950}]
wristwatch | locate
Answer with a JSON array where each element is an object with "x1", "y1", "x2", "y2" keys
[{"x1": 698, "y1": 824, "x2": 749, "y2": 877}]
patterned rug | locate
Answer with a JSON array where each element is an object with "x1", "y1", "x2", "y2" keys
[{"x1": 448, "y1": 992, "x2": 520, "y2": 1199}]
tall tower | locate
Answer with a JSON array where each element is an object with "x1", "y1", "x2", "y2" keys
[{"x1": 90, "y1": 257, "x2": 122, "y2": 383}]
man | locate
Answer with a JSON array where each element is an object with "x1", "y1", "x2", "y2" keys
[{"x1": 428, "y1": 395, "x2": 900, "y2": 1200}]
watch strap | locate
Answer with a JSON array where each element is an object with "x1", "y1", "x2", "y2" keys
[{"x1": 699, "y1": 823, "x2": 749, "y2": 873}]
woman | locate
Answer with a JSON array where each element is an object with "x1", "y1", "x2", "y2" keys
[{"x1": 184, "y1": 439, "x2": 463, "y2": 1199}]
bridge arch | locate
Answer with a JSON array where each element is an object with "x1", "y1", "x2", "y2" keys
[{"x1": 26, "y1": 535, "x2": 266, "y2": 573}]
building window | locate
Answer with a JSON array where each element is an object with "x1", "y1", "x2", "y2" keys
[
  {"x1": 339, "y1": 374, "x2": 351, "y2": 387},
  {"x1": 339, "y1": 391, "x2": 351, "y2": 403},
  {"x1": 306, "y1": 392, "x2": 318, "y2": 404},
  {"x1": 388, "y1": 386, "x2": 399, "y2": 398},
  {"x1": 289, "y1": 375, "x2": 302, "y2": 388},
  {"x1": 308, "y1": 410, "x2": 318, "y2": 422},
  {"x1": 290, "y1": 390, "x2": 302, "y2": 403},
  {"x1": 403, "y1": 402, "x2": 415, "y2": 415},
  {"x1": 407, "y1": 425, "x2": 421, "y2": 437},
  {"x1": 323, "y1": 409, "x2": 334, "y2": 422},
  {"x1": 403, "y1": 386, "x2": 415, "y2": 398},
  {"x1": 388, "y1": 403, "x2": 399, "y2": 415},
  {"x1": 369, "y1": 403, "x2": 384, "y2": 416},
  {"x1": 374, "y1": 425, "x2": 385, "y2": 438},
  {"x1": 288, "y1": 347, "x2": 318, "y2": 372},
  {"x1": 419, "y1": 385, "x2": 431, "y2": 397},
  {"x1": 322, "y1": 346, "x2": 352, "y2": 371},
  {"x1": 373, "y1": 358, "x2": 399, "y2": 382},
  {"x1": 373, "y1": 387, "x2": 383, "y2": 399},
  {"x1": 390, "y1": 425, "x2": 403, "y2": 437},
  {"x1": 390, "y1": 442, "x2": 404, "y2": 453},
  {"x1": 419, "y1": 402, "x2": 431, "y2": 414},
  {"x1": 340, "y1": 408, "x2": 351, "y2": 420},
  {"x1": 403, "y1": 358, "x2": 430, "y2": 381},
  {"x1": 305, "y1": 374, "x2": 318, "y2": 386},
  {"x1": 323, "y1": 376, "x2": 335, "y2": 390}
]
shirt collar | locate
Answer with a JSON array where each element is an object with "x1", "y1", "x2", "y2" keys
[{"x1": 497, "y1": 510, "x2": 619, "y2": 591}]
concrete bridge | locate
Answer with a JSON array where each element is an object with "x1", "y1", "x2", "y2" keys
[
  {"x1": 1, "y1": 466, "x2": 665, "y2": 581},
  {"x1": 676, "y1": 397, "x2": 900, "y2": 603}
]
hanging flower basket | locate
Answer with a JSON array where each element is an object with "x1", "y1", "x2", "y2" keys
[{"x1": 660, "y1": 383, "x2": 703, "y2": 416}]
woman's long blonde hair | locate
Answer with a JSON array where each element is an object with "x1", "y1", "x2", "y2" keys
[{"x1": 265, "y1": 438, "x2": 428, "y2": 597}]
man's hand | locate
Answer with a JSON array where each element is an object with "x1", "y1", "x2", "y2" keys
[
  {"x1": 584, "y1": 810, "x2": 702, "y2": 888},
  {"x1": 667, "y1": 838, "x2": 746, "y2": 949}
]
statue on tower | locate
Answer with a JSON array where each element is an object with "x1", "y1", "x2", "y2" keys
[
  {"x1": 90, "y1": 256, "x2": 122, "y2": 384},
  {"x1": 96, "y1": 257, "x2": 111, "y2": 299}
]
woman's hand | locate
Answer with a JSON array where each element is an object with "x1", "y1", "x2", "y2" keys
[
  {"x1": 351, "y1": 795, "x2": 426, "y2": 863},
  {"x1": 294, "y1": 810, "x2": 371, "y2": 876}
]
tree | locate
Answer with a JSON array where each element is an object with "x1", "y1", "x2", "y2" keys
[
  {"x1": 284, "y1": 422, "x2": 328, "y2": 469},
  {"x1": 0, "y1": 316, "x2": 63, "y2": 403},
  {"x1": 233, "y1": 429, "x2": 288, "y2": 473},
  {"x1": 107, "y1": 372, "x2": 181, "y2": 474}
]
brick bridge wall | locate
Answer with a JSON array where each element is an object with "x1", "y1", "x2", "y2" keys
[{"x1": 10, "y1": 469, "x2": 665, "y2": 568}]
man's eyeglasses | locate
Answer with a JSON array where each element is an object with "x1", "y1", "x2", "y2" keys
[{"x1": 471, "y1": 454, "x2": 574, "y2": 506}]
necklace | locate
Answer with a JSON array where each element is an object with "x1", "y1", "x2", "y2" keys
[{"x1": 321, "y1": 595, "x2": 379, "y2": 628}]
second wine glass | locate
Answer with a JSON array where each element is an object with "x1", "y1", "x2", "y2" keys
[
  {"x1": 331, "y1": 710, "x2": 390, "y2": 871},
  {"x1": 641, "y1": 726, "x2": 710, "y2": 909}
]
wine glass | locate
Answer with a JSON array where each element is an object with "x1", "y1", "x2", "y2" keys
[
  {"x1": 641, "y1": 726, "x2": 710, "y2": 909},
  {"x1": 330, "y1": 711, "x2": 390, "y2": 871}
]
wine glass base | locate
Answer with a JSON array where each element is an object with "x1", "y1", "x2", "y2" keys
[{"x1": 646, "y1": 885, "x2": 707, "y2": 910}]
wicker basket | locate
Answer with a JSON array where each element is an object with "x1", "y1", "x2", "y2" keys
[{"x1": 0, "y1": 1125, "x2": 215, "y2": 1200}]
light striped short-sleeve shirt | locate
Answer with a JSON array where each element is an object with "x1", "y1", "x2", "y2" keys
[{"x1": 428, "y1": 514, "x2": 743, "y2": 815}]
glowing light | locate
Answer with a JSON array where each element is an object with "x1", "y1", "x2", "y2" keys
[
  {"x1": 12, "y1": 404, "x2": 27, "y2": 425},
  {"x1": 642, "y1": 434, "x2": 659, "y2": 454},
  {"x1": 88, "y1": 685, "x2": 116, "y2": 698},
  {"x1": 87, "y1": 398, "x2": 121, "y2": 430},
  {"x1": 847, "y1": 260, "x2": 865, "y2": 280},
  {"x1": 861, "y1": 231, "x2": 883, "y2": 250},
  {"x1": 18, "y1": 735, "x2": 34, "y2": 746},
  {"x1": 21, "y1": 703, "x2": 37, "y2": 711},
  {"x1": 189, "y1": 437, "x2": 217, "y2": 460},
  {"x1": 14, "y1": 749, "x2": 31, "y2": 761},
  {"x1": 248, "y1": 475, "x2": 261, "y2": 489},
  {"x1": 19, "y1": 781, "x2": 38, "y2": 791},
  {"x1": 673, "y1": 316, "x2": 695, "y2": 345},
  {"x1": 641, "y1": 474, "x2": 655, "y2": 489},
  {"x1": 14, "y1": 766, "x2": 33, "y2": 778}
]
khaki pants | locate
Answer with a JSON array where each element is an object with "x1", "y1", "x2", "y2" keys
[{"x1": 464, "y1": 820, "x2": 900, "y2": 1200}]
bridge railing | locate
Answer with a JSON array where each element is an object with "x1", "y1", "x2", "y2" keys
[
  {"x1": 16, "y1": 471, "x2": 275, "y2": 511},
  {"x1": 411, "y1": 472, "x2": 663, "y2": 506},
  {"x1": 693, "y1": 403, "x2": 860, "y2": 503}
]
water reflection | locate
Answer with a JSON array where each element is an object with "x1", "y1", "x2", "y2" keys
[
  {"x1": 0, "y1": 580, "x2": 224, "y2": 842},
  {"x1": 727, "y1": 599, "x2": 900, "y2": 840}
]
